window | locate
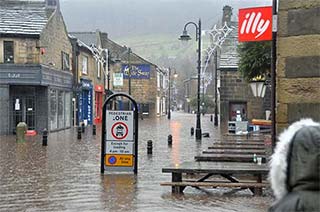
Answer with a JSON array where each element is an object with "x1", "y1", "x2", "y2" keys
[
  {"x1": 82, "y1": 55, "x2": 88, "y2": 75},
  {"x1": 61, "y1": 51, "x2": 70, "y2": 71},
  {"x1": 97, "y1": 61, "x2": 101, "y2": 78},
  {"x1": 47, "y1": 0, "x2": 57, "y2": 6},
  {"x1": 4, "y1": 41, "x2": 14, "y2": 63}
]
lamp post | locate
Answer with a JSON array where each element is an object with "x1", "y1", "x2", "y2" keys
[
  {"x1": 214, "y1": 49, "x2": 218, "y2": 126},
  {"x1": 167, "y1": 67, "x2": 178, "y2": 120},
  {"x1": 127, "y1": 47, "x2": 132, "y2": 95},
  {"x1": 180, "y1": 19, "x2": 202, "y2": 140}
]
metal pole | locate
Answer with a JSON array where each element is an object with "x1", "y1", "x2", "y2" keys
[
  {"x1": 195, "y1": 19, "x2": 202, "y2": 140},
  {"x1": 168, "y1": 68, "x2": 171, "y2": 119},
  {"x1": 271, "y1": 0, "x2": 277, "y2": 151},
  {"x1": 107, "y1": 50, "x2": 110, "y2": 94},
  {"x1": 214, "y1": 49, "x2": 218, "y2": 126},
  {"x1": 128, "y1": 48, "x2": 131, "y2": 95}
]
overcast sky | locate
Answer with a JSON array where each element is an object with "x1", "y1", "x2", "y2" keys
[{"x1": 60, "y1": 0, "x2": 271, "y2": 39}]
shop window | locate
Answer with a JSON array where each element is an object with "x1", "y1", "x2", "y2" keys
[
  {"x1": 61, "y1": 51, "x2": 70, "y2": 71},
  {"x1": 65, "y1": 92, "x2": 71, "y2": 127},
  {"x1": 82, "y1": 55, "x2": 88, "y2": 75},
  {"x1": 47, "y1": 0, "x2": 57, "y2": 6},
  {"x1": 4, "y1": 41, "x2": 14, "y2": 63},
  {"x1": 50, "y1": 89, "x2": 57, "y2": 130},
  {"x1": 141, "y1": 104, "x2": 149, "y2": 115},
  {"x1": 58, "y1": 91, "x2": 64, "y2": 128}
]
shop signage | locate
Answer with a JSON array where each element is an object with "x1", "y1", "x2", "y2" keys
[
  {"x1": 113, "y1": 73, "x2": 123, "y2": 86},
  {"x1": 121, "y1": 64, "x2": 150, "y2": 79},
  {"x1": 238, "y1": 6, "x2": 272, "y2": 42}
]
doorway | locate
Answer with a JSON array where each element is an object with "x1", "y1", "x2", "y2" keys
[{"x1": 11, "y1": 96, "x2": 36, "y2": 133}]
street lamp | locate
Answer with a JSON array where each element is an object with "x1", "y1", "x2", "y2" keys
[
  {"x1": 179, "y1": 19, "x2": 202, "y2": 140},
  {"x1": 167, "y1": 67, "x2": 178, "y2": 120}
]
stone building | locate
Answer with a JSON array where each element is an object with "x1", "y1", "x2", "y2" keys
[
  {"x1": 218, "y1": 5, "x2": 271, "y2": 131},
  {"x1": 70, "y1": 31, "x2": 167, "y2": 118},
  {"x1": 276, "y1": 0, "x2": 320, "y2": 132},
  {"x1": 0, "y1": 0, "x2": 73, "y2": 134},
  {"x1": 69, "y1": 35, "x2": 104, "y2": 126}
]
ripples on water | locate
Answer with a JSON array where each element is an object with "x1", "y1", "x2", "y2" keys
[{"x1": 0, "y1": 112, "x2": 273, "y2": 211}]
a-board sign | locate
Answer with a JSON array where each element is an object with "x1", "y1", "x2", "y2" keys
[
  {"x1": 101, "y1": 93, "x2": 138, "y2": 174},
  {"x1": 105, "y1": 110, "x2": 135, "y2": 172}
]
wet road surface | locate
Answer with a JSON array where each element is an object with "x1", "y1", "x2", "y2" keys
[{"x1": 0, "y1": 112, "x2": 273, "y2": 211}]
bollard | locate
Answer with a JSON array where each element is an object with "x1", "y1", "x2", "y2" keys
[
  {"x1": 191, "y1": 127, "x2": 194, "y2": 136},
  {"x1": 92, "y1": 124, "x2": 96, "y2": 135},
  {"x1": 77, "y1": 126, "x2": 82, "y2": 139},
  {"x1": 81, "y1": 123, "x2": 85, "y2": 133},
  {"x1": 42, "y1": 128, "x2": 48, "y2": 146},
  {"x1": 210, "y1": 115, "x2": 213, "y2": 122},
  {"x1": 147, "y1": 140, "x2": 153, "y2": 154},
  {"x1": 168, "y1": 134, "x2": 172, "y2": 146}
]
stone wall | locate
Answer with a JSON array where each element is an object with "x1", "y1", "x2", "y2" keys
[
  {"x1": 40, "y1": 10, "x2": 72, "y2": 71},
  {"x1": 110, "y1": 62, "x2": 159, "y2": 117},
  {"x1": 220, "y1": 70, "x2": 267, "y2": 132},
  {"x1": 277, "y1": 0, "x2": 320, "y2": 132},
  {"x1": 0, "y1": 38, "x2": 39, "y2": 64}
]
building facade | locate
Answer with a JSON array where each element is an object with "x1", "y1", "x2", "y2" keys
[
  {"x1": 276, "y1": 0, "x2": 320, "y2": 133},
  {"x1": 0, "y1": 0, "x2": 73, "y2": 134},
  {"x1": 218, "y1": 5, "x2": 271, "y2": 132},
  {"x1": 70, "y1": 36, "x2": 104, "y2": 126},
  {"x1": 70, "y1": 31, "x2": 167, "y2": 118}
]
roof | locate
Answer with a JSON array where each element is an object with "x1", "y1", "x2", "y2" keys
[
  {"x1": 0, "y1": 0, "x2": 48, "y2": 36},
  {"x1": 69, "y1": 32, "x2": 98, "y2": 47},
  {"x1": 219, "y1": 21, "x2": 239, "y2": 69}
]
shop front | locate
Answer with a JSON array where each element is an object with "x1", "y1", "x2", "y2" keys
[
  {"x1": 78, "y1": 79, "x2": 93, "y2": 126},
  {"x1": 0, "y1": 64, "x2": 73, "y2": 134},
  {"x1": 94, "y1": 84, "x2": 104, "y2": 124}
]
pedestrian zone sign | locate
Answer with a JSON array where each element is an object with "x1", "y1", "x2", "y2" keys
[{"x1": 105, "y1": 111, "x2": 134, "y2": 171}]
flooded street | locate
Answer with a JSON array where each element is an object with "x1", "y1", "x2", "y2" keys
[{"x1": 0, "y1": 112, "x2": 273, "y2": 211}]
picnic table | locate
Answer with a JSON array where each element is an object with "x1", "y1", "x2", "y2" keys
[
  {"x1": 195, "y1": 154, "x2": 267, "y2": 163},
  {"x1": 161, "y1": 161, "x2": 269, "y2": 195},
  {"x1": 203, "y1": 149, "x2": 266, "y2": 155}
]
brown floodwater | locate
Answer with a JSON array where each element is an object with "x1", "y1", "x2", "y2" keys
[{"x1": 0, "y1": 112, "x2": 273, "y2": 211}]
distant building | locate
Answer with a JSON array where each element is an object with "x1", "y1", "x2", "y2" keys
[
  {"x1": 70, "y1": 31, "x2": 167, "y2": 118},
  {"x1": 0, "y1": 0, "x2": 73, "y2": 134},
  {"x1": 69, "y1": 34, "x2": 104, "y2": 126}
]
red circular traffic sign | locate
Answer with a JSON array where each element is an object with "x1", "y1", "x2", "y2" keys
[{"x1": 111, "y1": 122, "x2": 129, "y2": 140}]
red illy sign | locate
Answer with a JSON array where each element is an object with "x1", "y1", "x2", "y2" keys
[{"x1": 238, "y1": 6, "x2": 272, "y2": 42}]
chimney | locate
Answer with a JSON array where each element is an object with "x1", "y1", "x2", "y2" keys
[{"x1": 222, "y1": 5, "x2": 232, "y2": 25}]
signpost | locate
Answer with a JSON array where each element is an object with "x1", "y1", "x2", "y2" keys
[{"x1": 101, "y1": 93, "x2": 139, "y2": 174}]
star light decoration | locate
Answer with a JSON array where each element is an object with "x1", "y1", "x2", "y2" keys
[{"x1": 200, "y1": 22, "x2": 234, "y2": 94}]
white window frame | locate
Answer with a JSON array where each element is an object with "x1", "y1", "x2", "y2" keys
[{"x1": 82, "y1": 55, "x2": 88, "y2": 75}]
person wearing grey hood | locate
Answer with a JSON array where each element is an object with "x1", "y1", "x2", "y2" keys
[{"x1": 268, "y1": 118, "x2": 320, "y2": 212}]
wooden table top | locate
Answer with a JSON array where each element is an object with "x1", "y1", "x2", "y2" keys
[{"x1": 162, "y1": 161, "x2": 269, "y2": 174}]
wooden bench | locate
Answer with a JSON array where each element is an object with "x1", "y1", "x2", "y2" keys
[
  {"x1": 161, "y1": 161, "x2": 269, "y2": 195},
  {"x1": 208, "y1": 145, "x2": 265, "y2": 150},
  {"x1": 213, "y1": 141, "x2": 265, "y2": 146},
  {"x1": 195, "y1": 154, "x2": 267, "y2": 163},
  {"x1": 203, "y1": 149, "x2": 266, "y2": 155}
]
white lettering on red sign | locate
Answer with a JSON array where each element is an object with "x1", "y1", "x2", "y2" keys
[{"x1": 238, "y1": 6, "x2": 272, "y2": 42}]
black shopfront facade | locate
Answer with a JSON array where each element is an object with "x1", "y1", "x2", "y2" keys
[{"x1": 0, "y1": 64, "x2": 73, "y2": 134}]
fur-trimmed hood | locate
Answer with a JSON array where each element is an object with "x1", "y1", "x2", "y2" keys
[{"x1": 269, "y1": 118, "x2": 320, "y2": 202}]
